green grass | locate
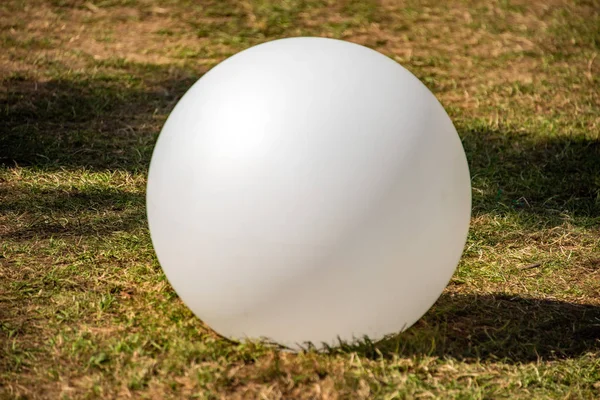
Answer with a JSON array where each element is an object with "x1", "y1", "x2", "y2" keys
[{"x1": 1, "y1": 0, "x2": 599, "y2": 398}]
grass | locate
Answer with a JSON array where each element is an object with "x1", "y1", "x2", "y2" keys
[{"x1": 1, "y1": 0, "x2": 599, "y2": 398}]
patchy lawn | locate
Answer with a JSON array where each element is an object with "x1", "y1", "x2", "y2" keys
[{"x1": 1, "y1": 0, "x2": 599, "y2": 398}]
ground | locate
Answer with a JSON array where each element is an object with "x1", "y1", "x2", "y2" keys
[{"x1": 1, "y1": 0, "x2": 599, "y2": 398}]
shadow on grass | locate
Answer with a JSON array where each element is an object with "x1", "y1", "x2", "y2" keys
[
  {"x1": 0, "y1": 184, "x2": 145, "y2": 239},
  {"x1": 1, "y1": 70, "x2": 193, "y2": 238},
  {"x1": 329, "y1": 293, "x2": 600, "y2": 362},
  {"x1": 2, "y1": 75, "x2": 598, "y2": 220},
  {"x1": 1, "y1": 71, "x2": 197, "y2": 172},
  {"x1": 461, "y1": 125, "x2": 600, "y2": 223}
]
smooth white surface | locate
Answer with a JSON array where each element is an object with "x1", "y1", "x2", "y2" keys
[{"x1": 147, "y1": 37, "x2": 471, "y2": 349}]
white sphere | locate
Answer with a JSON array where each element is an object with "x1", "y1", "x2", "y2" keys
[{"x1": 147, "y1": 37, "x2": 471, "y2": 349}]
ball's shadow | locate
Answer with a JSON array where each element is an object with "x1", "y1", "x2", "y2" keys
[{"x1": 324, "y1": 293, "x2": 600, "y2": 362}]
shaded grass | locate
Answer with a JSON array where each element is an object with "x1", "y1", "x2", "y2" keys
[
  {"x1": 1, "y1": 70, "x2": 196, "y2": 172},
  {"x1": 333, "y1": 294, "x2": 600, "y2": 362}
]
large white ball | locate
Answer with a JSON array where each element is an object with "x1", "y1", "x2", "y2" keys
[{"x1": 147, "y1": 37, "x2": 471, "y2": 349}]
